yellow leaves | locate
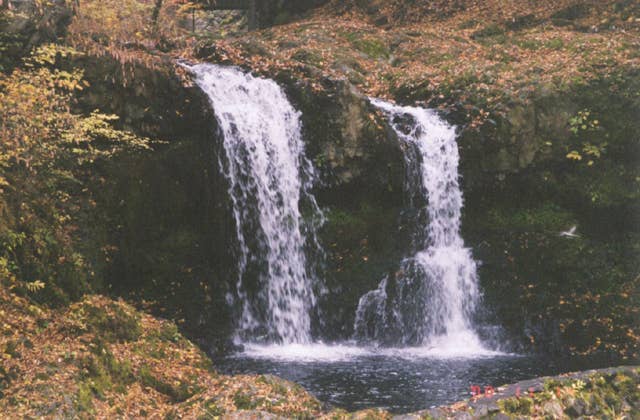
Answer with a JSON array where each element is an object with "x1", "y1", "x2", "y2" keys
[
  {"x1": 24, "y1": 280, "x2": 46, "y2": 293},
  {"x1": 0, "y1": 65, "x2": 78, "y2": 167},
  {"x1": 66, "y1": 111, "x2": 152, "y2": 154},
  {"x1": 566, "y1": 150, "x2": 582, "y2": 161},
  {"x1": 26, "y1": 44, "x2": 81, "y2": 67}
]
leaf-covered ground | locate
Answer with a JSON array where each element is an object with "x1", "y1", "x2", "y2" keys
[
  {"x1": 205, "y1": 0, "x2": 639, "y2": 128},
  {"x1": 0, "y1": 283, "x2": 322, "y2": 418}
]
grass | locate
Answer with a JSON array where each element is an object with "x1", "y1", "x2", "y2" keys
[{"x1": 342, "y1": 32, "x2": 390, "y2": 59}]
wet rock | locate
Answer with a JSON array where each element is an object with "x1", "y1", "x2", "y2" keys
[
  {"x1": 471, "y1": 401, "x2": 500, "y2": 417},
  {"x1": 391, "y1": 412, "x2": 422, "y2": 420},
  {"x1": 224, "y1": 410, "x2": 285, "y2": 419},
  {"x1": 565, "y1": 397, "x2": 588, "y2": 417},
  {"x1": 542, "y1": 400, "x2": 565, "y2": 419}
]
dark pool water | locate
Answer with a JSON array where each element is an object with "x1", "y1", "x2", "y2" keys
[{"x1": 216, "y1": 343, "x2": 611, "y2": 414}]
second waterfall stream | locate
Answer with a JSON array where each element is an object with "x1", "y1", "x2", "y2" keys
[{"x1": 354, "y1": 99, "x2": 492, "y2": 356}]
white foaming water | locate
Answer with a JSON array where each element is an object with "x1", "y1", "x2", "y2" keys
[
  {"x1": 239, "y1": 342, "x2": 506, "y2": 363},
  {"x1": 188, "y1": 64, "x2": 322, "y2": 344},
  {"x1": 354, "y1": 99, "x2": 490, "y2": 356},
  {"x1": 241, "y1": 343, "x2": 371, "y2": 362}
]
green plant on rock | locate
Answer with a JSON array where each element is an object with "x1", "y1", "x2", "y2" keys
[
  {"x1": 157, "y1": 322, "x2": 181, "y2": 343},
  {"x1": 342, "y1": 32, "x2": 390, "y2": 59},
  {"x1": 499, "y1": 396, "x2": 534, "y2": 415},
  {"x1": 566, "y1": 109, "x2": 606, "y2": 165},
  {"x1": 571, "y1": 379, "x2": 586, "y2": 391},
  {"x1": 75, "y1": 339, "x2": 134, "y2": 410}
]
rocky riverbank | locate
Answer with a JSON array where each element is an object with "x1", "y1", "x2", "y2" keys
[{"x1": 402, "y1": 366, "x2": 640, "y2": 419}]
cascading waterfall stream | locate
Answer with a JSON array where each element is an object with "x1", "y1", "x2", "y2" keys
[
  {"x1": 187, "y1": 63, "x2": 323, "y2": 344},
  {"x1": 354, "y1": 99, "x2": 489, "y2": 355}
]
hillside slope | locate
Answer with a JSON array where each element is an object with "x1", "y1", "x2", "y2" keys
[{"x1": 0, "y1": 282, "x2": 322, "y2": 418}]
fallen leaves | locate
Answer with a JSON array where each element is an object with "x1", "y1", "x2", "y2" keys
[
  {"x1": 0, "y1": 285, "x2": 323, "y2": 418},
  {"x1": 203, "y1": 0, "x2": 638, "y2": 131}
]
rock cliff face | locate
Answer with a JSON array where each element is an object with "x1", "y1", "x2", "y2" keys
[
  {"x1": 282, "y1": 77, "x2": 409, "y2": 339},
  {"x1": 456, "y1": 73, "x2": 640, "y2": 355},
  {"x1": 71, "y1": 57, "x2": 238, "y2": 350}
]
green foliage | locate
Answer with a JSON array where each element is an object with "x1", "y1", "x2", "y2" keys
[
  {"x1": 484, "y1": 204, "x2": 576, "y2": 233},
  {"x1": 82, "y1": 346, "x2": 133, "y2": 395},
  {"x1": 566, "y1": 109, "x2": 606, "y2": 165},
  {"x1": 545, "y1": 38, "x2": 564, "y2": 50},
  {"x1": 76, "y1": 382, "x2": 94, "y2": 412},
  {"x1": 201, "y1": 398, "x2": 226, "y2": 417},
  {"x1": 292, "y1": 49, "x2": 323, "y2": 66},
  {"x1": 148, "y1": 321, "x2": 182, "y2": 343},
  {"x1": 544, "y1": 378, "x2": 564, "y2": 392},
  {"x1": 471, "y1": 23, "x2": 506, "y2": 42},
  {"x1": 499, "y1": 396, "x2": 534, "y2": 415},
  {"x1": 0, "y1": 44, "x2": 151, "y2": 305}
]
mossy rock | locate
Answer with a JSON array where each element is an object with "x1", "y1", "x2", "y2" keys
[
  {"x1": 138, "y1": 364, "x2": 201, "y2": 403},
  {"x1": 67, "y1": 300, "x2": 142, "y2": 343}
]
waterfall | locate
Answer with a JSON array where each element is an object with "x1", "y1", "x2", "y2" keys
[
  {"x1": 354, "y1": 99, "x2": 487, "y2": 353},
  {"x1": 188, "y1": 64, "x2": 323, "y2": 344}
]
